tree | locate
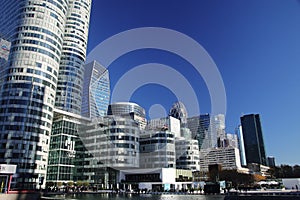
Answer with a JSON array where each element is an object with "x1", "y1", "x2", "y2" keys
[
  {"x1": 57, "y1": 182, "x2": 62, "y2": 188},
  {"x1": 67, "y1": 181, "x2": 73, "y2": 187},
  {"x1": 281, "y1": 165, "x2": 293, "y2": 178},
  {"x1": 293, "y1": 165, "x2": 300, "y2": 178},
  {"x1": 267, "y1": 164, "x2": 300, "y2": 178},
  {"x1": 82, "y1": 181, "x2": 89, "y2": 187},
  {"x1": 252, "y1": 174, "x2": 266, "y2": 182},
  {"x1": 219, "y1": 170, "x2": 253, "y2": 187},
  {"x1": 76, "y1": 180, "x2": 83, "y2": 187}
]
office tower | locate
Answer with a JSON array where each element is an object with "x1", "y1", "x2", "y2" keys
[
  {"x1": 107, "y1": 102, "x2": 145, "y2": 117},
  {"x1": 0, "y1": 0, "x2": 92, "y2": 189},
  {"x1": 240, "y1": 114, "x2": 267, "y2": 166},
  {"x1": 140, "y1": 129, "x2": 176, "y2": 169},
  {"x1": 54, "y1": 1, "x2": 92, "y2": 115},
  {"x1": 175, "y1": 129, "x2": 200, "y2": 171},
  {"x1": 225, "y1": 133, "x2": 239, "y2": 149},
  {"x1": 0, "y1": 38, "x2": 10, "y2": 67},
  {"x1": 267, "y1": 156, "x2": 276, "y2": 167},
  {"x1": 146, "y1": 116, "x2": 181, "y2": 138},
  {"x1": 107, "y1": 102, "x2": 147, "y2": 129},
  {"x1": 77, "y1": 115, "x2": 140, "y2": 187},
  {"x1": 235, "y1": 125, "x2": 247, "y2": 166},
  {"x1": 0, "y1": 2, "x2": 22, "y2": 41},
  {"x1": 212, "y1": 114, "x2": 226, "y2": 148},
  {"x1": 140, "y1": 116, "x2": 181, "y2": 169},
  {"x1": 187, "y1": 114, "x2": 210, "y2": 150},
  {"x1": 81, "y1": 60, "x2": 110, "y2": 118},
  {"x1": 187, "y1": 113, "x2": 224, "y2": 150},
  {"x1": 47, "y1": 109, "x2": 90, "y2": 184},
  {"x1": 199, "y1": 147, "x2": 242, "y2": 172},
  {"x1": 169, "y1": 101, "x2": 188, "y2": 126},
  {"x1": 0, "y1": 38, "x2": 11, "y2": 87}
]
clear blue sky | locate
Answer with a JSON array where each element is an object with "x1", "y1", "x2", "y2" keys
[{"x1": 87, "y1": 0, "x2": 300, "y2": 165}]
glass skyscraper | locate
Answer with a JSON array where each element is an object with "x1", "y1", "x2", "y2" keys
[
  {"x1": 235, "y1": 125, "x2": 247, "y2": 166},
  {"x1": 81, "y1": 60, "x2": 110, "y2": 118},
  {"x1": 0, "y1": 0, "x2": 92, "y2": 189},
  {"x1": 55, "y1": 0, "x2": 91, "y2": 115},
  {"x1": 169, "y1": 101, "x2": 188, "y2": 126},
  {"x1": 240, "y1": 114, "x2": 267, "y2": 166},
  {"x1": 107, "y1": 102, "x2": 147, "y2": 129},
  {"x1": 186, "y1": 114, "x2": 210, "y2": 150}
]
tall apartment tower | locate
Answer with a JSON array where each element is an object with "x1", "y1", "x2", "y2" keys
[
  {"x1": 81, "y1": 60, "x2": 110, "y2": 118},
  {"x1": 0, "y1": 0, "x2": 92, "y2": 189},
  {"x1": 240, "y1": 114, "x2": 267, "y2": 166}
]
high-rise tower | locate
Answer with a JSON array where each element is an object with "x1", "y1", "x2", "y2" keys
[
  {"x1": 169, "y1": 101, "x2": 188, "y2": 126},
  {"x1": 55, "y1": 0, "x2": 92, "y2": 114},
  {"x1": 81, "y1": 60, "x2": 110, "y2": 118},
  {"x1": 240, "y1": 114, "x2": 267, "y2": 166},
  {"x1": 0, "y1": 0, "x2": 92, "y2": 190}
]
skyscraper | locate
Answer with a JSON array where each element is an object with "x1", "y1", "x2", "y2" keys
[
  {"x1": 0, "y1": 0, "x2": 92, "y2": 189},
  {"x1": 169, "y1": 101, "x2": 188, "y2": 126},
  {"x1": 235, "y1": 125, "x2": 247, "y2": 166},
  {"x1": 54, "y1": 0, "x2": 91, "y2": 114},
  {"x1": 0, "y1": 37, "x2": 11, "y2": 87},
  {"x1": 240, "y1": 114, "x2": 267, "y2": 166},
  {"x1": 81, "y1": 60, "x2": 110, "y2": 118},
  {"x1": 267, "y1": 156, "x2": 276, "y2": 167},
  {"x1": 187, "y1": 114, "x2": 210, "y2": 150},
  {"x1": 0, "y1": 38, "x2": 11, "y2": 67},
  {"x1": 107, "y1": 102, "x2": 147, "y2": 129}
]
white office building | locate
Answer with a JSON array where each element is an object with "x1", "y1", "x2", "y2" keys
[{"x1": 199, "y1": 147, "x2": 242, "y2": 172}]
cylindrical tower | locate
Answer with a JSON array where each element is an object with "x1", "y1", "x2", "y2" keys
[
  {"x1": 55, "y1": 0, "x2": 92, "y2": 114},
  {"x1": 0, "y1": 0, "x2": 69, "y2": 189}
]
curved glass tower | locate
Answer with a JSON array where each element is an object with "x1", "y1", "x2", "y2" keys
[
  {"x1": 169, "y1": 101, "x2": 188, "y2": 126},
  {"x1": 55, "y1": 0, "x2": 91, "y2": 114},
  {"x1": 0, "y1": 0, "x2": 92, "y2": 190},
  {"x1": 107, "y1": 102, "x2": 146, "y2": 118}
]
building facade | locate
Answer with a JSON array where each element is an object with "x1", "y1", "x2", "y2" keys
[
  {"x1": 0, "y1": 0, "x2": 92, "y2": 189},
  {"x1": 76, "y1": 115, "x2": 140, "y2": 187},
  {"x1": 169, "y1": 101, "x2": 188, "y2": 126},
  {"x1": 0, "y1": 38, "x2": 11, "y2": 88},
  {"x1": 240, "y1": 114, "x2": 267, "y2": 166},
  {"x1": 186, "y1": 114, "x2": 210, "y2": 150},
  {"x1": 0, "y1": 38, "x2": 11, "y2": 68},
  {"x1": 139, "y1": 130, "x2": 176, "y2": 169},
  {"x1": 54, "y1": 0, "x2": 92, "y2": 115},
  {"x1": 267, "y1": 156, "x2": 276, "y2": 167},
  {"x1": 175, "y1": 137, "x2": 200, "y2": 171},
  {"x1": 107, "y1": 102, "x2": 147, "y2": 129},
  {"x1": 81, "y1": 60, "x2": 110, "y2": 118},
  {"x1": 236, "y1": 125, "x2": 247, "y2": 166},
  {"x1": 199, "y1": 147, "x2": 242, "y2": 172},
  {"x1": 47, "y1": 109, "x2": 90, "y2": 185}
]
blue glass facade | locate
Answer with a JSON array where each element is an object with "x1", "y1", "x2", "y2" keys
[
  {"x1": 187, "y1": 114, "x2": 211, "y2": 150},
  {"x1": 81, "y1": 61, "x2": 110, "y2": 118},
  {"x1": 240, "y1": 114, "x2": 267, "y2": 166},
  {"x1": 55, "y1": 0, "x2": 91, "y2": 115}
]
